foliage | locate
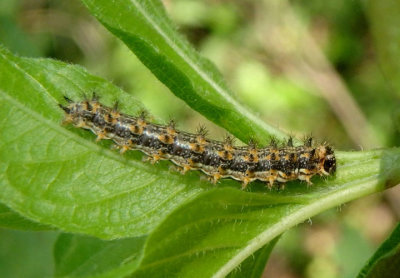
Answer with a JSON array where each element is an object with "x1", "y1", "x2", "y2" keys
[{"x1": 0, "y1": 0, "x2": 400, "y2": 277}]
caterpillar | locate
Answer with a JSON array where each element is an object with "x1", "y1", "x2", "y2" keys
[{"x1": 59, "y1": 94, "x2": 336, "y2": 189}]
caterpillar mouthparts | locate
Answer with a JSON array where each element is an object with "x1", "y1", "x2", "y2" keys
[{"x1": 60, "y1": 95, "x2": 336, "y2": 189}]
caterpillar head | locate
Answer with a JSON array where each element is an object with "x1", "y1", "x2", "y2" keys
[{"x1": 322, "y1": 146, "x2": 336, "y2": 175}]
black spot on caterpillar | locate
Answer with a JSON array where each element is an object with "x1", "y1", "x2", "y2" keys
[{"x1": 59, "y1": 94, "x2": 336, "y2": 189}]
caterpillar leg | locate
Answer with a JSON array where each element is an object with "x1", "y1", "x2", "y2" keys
[
  {"x1": 119, "y1": 145, "x2": 130, "y2": 154},
  {"x1": 267, "y1": 174, "x2": 278, "y2": 190},
  {"x1": 95, "y1": 132, "x2": 106, "y2": 142},
  {"x1": 169, "y1": 164, "x2": 192, "y2": 175},
  {"x1": 241, "y1": 178, "x2": 250, "y2": 190},
  {"x1": 206, "y1": 173, "x2": 221, "y2": 184},
  {"x1": 298, "y1": 174, "x2": 313, "y2": 186},
  {"x1": 149, "y1": 154, "x2": 162, "y2": 164},
  {"x1": 142, "y1": 154, "x2": 161, "y2": 164}
]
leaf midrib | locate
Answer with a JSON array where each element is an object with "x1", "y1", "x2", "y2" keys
[{"x1": 213, "y1": 176, "x2": 381, "y2": 278}]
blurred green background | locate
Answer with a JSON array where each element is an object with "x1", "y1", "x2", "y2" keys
[{"x1": 1, "y1": 0, "x2": 399, "y2": 277}]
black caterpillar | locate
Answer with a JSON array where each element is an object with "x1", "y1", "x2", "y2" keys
[{"x1": 60, "y1": 95, "x2": 336, "y2": 189}]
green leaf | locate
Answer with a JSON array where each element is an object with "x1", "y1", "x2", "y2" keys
[
  {"x1": 357, "y1": 222, "x2": 400, "y2": 278},
  {"x1": 2, "y1": 41, "x2": 400, "y2": 277},
  {"x1": 0, "y1": 45, "x2": 204, "y2": 239},
  {"x1": 54, "y1": 233, "x2": 146, "y2": 278},
  {"x1": 367, "y1": 0, "x2": 400, "y2": 94},
  {"x1": 0, "y1": 202, "x2": 52, "y2": 231},
  {"x1": 52, "y1": 234, "x2": 278, "y2": 278},
  {"x1": 131, "y1": 150, "x2": 400, "y2": 278},
  {"x1": 227, "y1": 236, "x2": 280, "y2": 278},
  {"x1": 81, "y1": 0, "x2": 288, "y2": 145}
]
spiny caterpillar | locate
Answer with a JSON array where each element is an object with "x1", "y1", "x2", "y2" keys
[{"x1": 59, "y1": 94, "x2": 336, "y2": 189}]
